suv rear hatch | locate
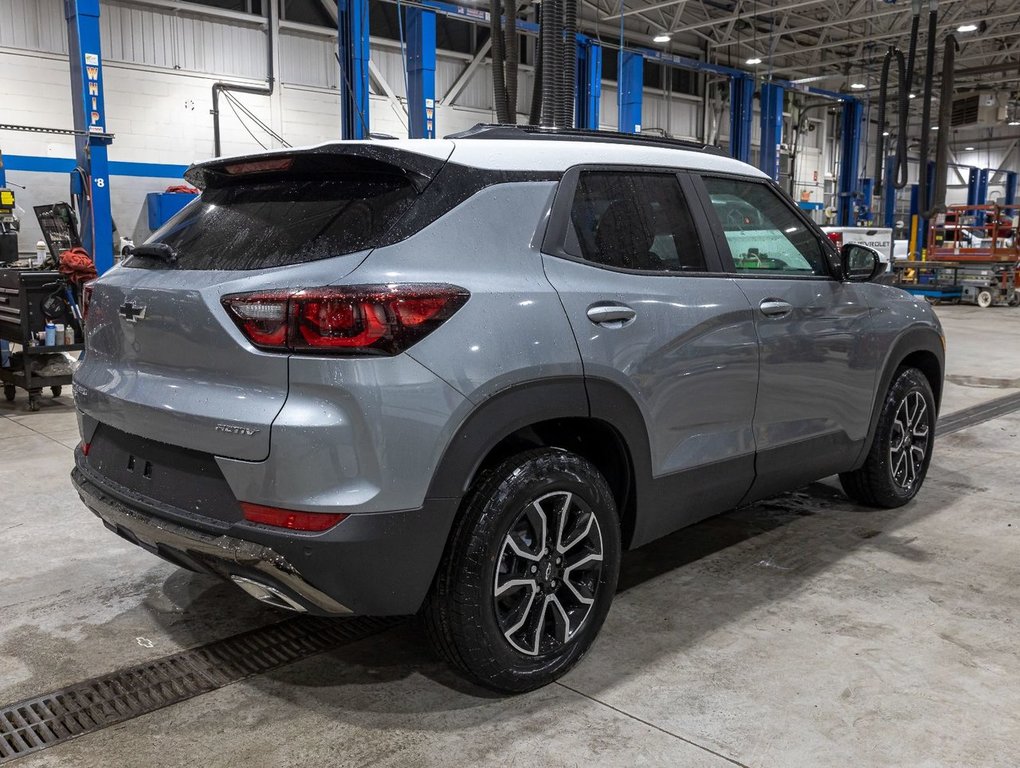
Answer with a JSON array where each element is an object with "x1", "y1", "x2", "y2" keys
[{"x1": 75, "y1": 142, "x2": 453, "y2": 462}]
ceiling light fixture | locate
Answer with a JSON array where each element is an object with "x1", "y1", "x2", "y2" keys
[
  {"x1": 909, "y1": 93, "x2": 917, "y2": 99},
  {"x1": 882, "y1": 131, "x2": 891, "y2": 137},
  {"x1": 746, "y1": 57, "x2": 763, "y2": 65},
  {"x1": 1010, "y1": 120, "x2": 1020, "y2": 126},
  {"x1": 653, "y1": 33, "x2": 671, "y2": 43},
  {"x1": 964, "y1": 146, "x2": 975, "y2": 151},
  {"x1": 850, "y1": 82, "x2": 867, "y2": 90},
  {"x1": 957, "y1": 23, "x2": 978, "y2": 32}
]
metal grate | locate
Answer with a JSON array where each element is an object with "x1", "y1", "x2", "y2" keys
[
  {"x1": 0, "y1": 615, "x2": 398, "y2": 763},
  {"x1": 936, "y1": 391, "x2": 1020, "y2": 437}
]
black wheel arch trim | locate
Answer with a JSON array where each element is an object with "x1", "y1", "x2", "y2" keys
[{"x1": 851, "y1": 326, "x2": 944, "y2": 470}]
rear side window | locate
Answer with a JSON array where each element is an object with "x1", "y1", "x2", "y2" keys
[
  {"x1": 128, "y1": 174, "x2": 416, "y2": 270},
  {"x1": 702, "y1": 176, "x2": 826, "y2": 276},
  {"x1": 566, "y1": 171, "x2": 706, "y2": 272}
]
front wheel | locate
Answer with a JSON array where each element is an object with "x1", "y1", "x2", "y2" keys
[
  {"x1": 976, "y1": 289, "x2": 993, "y2": 308},
  {"x1": 840, "y1": 367, "x2": 936, "y2": 508},
  {"x1": 423, "y1": 448, "x2": 620, "y2": 693}
]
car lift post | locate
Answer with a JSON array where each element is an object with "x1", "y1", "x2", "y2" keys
[
  {"x1": 728, "y1": 74, "x2": 753, "y2": 163},
  {"x1": 976, "y1": 168, "x2": 990, "y2": 227},
  {"x1": 966, "y1": 167, "x2": 980, "y2": 206},
  {"x1": 836, "y1": 97, "x2": 862, "y2": 227},
  {"x1": 758, "y1": 82, "x2": 783, "y2": 181},
  {"x1": 1004, "y1": 171, "x2": 1018, "y2": 217},
  {"x1": 65, "y1": 0, "x2": 114, "y2": 274},
  {"x1": 575, "y1": 39, "x2": 602, "y2": 131},
  {"x1": 617, "y1": 51, "x2": 643, "y2": 134},
  {"x1": 338, "y1": 0, "x2": 370, "y2": 139},
  {"x1": 406, "y1": 5, "x2": 436, "y2": 139}
]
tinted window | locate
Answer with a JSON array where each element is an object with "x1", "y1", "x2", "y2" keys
[
  {"x1": 702, "y1": 177, "x2": 826, "y2": 275},
  {"x1": 567, "y1": 172, "x2": 706, "y2": 272},
  {"x1": 128, "y1": 175, "x2": 416, "y2": 270}
]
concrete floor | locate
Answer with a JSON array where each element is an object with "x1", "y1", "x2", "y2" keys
[{"x1": 1, "y1": 303, "x2": 1018, "y2": 767}]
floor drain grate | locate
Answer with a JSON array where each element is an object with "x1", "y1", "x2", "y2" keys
[{"x1": 0, "y1": 615, "x2": 399, "y2": 764}]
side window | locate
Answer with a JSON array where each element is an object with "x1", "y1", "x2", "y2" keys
[
  {"x1": 566, "y1": 171, "x2": 707, "y2": 273},
  {"x1": 702, "y1": 176, "x2": 827, "y2": 276}
]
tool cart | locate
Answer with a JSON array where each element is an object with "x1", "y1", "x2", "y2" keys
[{"x1": 0, "y1": 269, "x2": 84, "y2": 411}]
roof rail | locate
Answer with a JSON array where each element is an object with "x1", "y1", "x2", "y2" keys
[{"x1": 445, "y1": 123, "x2": 727, "y2": 156}]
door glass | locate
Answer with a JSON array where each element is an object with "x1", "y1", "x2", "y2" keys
[
  {"x1": 702, "y1": 177, "x2": 827, "y2": 275},
  {"x1": 566, "y1": 172, "x2": 706, "y2": 272}
]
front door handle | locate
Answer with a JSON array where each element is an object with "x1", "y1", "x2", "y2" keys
[
  {"x1": 587, "y1": 304, "x2": 637, "y2": 326},
  {"x1": 759, "y1": 298, "x2": 793, "y2": 317}
]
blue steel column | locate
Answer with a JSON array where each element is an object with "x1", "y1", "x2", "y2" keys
[
  {"x1": 758, "y1": 82, "x2": 783, "y2": 180},
  {"x1": 728, "y1": 74, "x2": 753, "y2": 163},
  {"x1": 837, "y1": 97, "x2": 863, "y2": 227},
  {"x1": 1004, "y1": 171, "x2": 1017, "y2": 217},
  {"x1": 966, "y1": 167, "x2": 979, "y2": 206},
  {"x1": 338, "y1": 0, "x2": 370, "y2": 139},
  {"x1": 976, "y1": 167, "x2": 990, "y2": 227},
  {"x1": 575, "y1": 39, "x2": 602, "y2": 130},
  {"x1": 406, "y1": 7, "x2": 436, "y2": 138},
  {"x1": 883, "y1": 155, "x2": 896, "y2": 228},
  {"x1": 618, "y1": 51, "x2": 643, "y2": 134},
  {"x1": 65, "y1": 0, "x2": 113, "y2": 274}
]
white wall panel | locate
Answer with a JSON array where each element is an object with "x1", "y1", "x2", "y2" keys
[
  {"x1": 0, "y1": 0, "x2": 66, "y2": 54},
  {"x1": 101, "y1": 3, "x2": 177, "y2": 69},
  {"x1": 280, "y1": 29, "x2": 337, "y2": 89}
]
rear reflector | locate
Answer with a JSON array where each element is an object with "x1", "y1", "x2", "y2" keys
[
  {"x1": 81, "y1": 442, "x2": 91, "y2": 456},
  {"x1": 240, "y1": 502, "x2": 347, "y2": 532},
  {"x1": 222, "y1": 284, "x2": 469, "y2": 356}
]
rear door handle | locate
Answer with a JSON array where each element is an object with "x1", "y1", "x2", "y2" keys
[
  {"x1": 759, "y1": 298, "x2": 793, "y2": 317},
  {"x1": 586, "y1": 304, "x2": 637, "y2": 326}
]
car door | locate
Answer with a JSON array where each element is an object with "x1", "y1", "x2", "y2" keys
[
  {"x1": 693, "y1": 174, "x2": 881, "y2": 501},
  {"x1": 541, "y1": 167, "x2": 760, "y2": 546}
]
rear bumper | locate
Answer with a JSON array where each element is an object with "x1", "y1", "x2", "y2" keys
[{"x1": 72, "y1": 457, "x2": 460, "y2": 616}]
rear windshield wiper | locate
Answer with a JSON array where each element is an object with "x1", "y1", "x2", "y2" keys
[{"x1": 125, "y1": 243, "x2": 178, "y2": 264}]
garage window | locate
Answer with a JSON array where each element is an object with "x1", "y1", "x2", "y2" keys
[{"x1": 566, "y1": 171, "x2": 706, "y2": 273}]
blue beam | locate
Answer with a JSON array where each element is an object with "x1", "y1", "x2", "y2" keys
[
  {"x1": 728, "y1": 75, "x2": 753, "y2": 163},
  {"x1": 406, "y1": 7, "x2": 436, "y2": 139},
  {"x1": 576, "y1": 40, "x2": 602, "y2": 131},
  {"x1": 1004, "y1": 170, "x2": 1017, "y2": 217},
  {"x1": 65, "y1": 0, "x2": 114, "y2": 274},
  {"x1": 976, "y1": 167, "x2": 990, "y2": 227},
  {"x1": 837, "y1": 98, "x2": 863, "y2": 227},
  {"x1": 618, "y1": 51, "x2": 643, "y2": 134},
  {"x1": 883, "y1": 155, "x2": 896, "y2": 228},
  {"x1": 966, "y1": 167, "x2": 979, "y2": 206},
  {"x1": 759, "y1": 82, "x2": 783, "y2": 180},
  {"x1": 0, "y1": 151, "x2": 6, "y2": 187},
  {"x1": 858, "y1": 177, "x2": 874, "y2": 224},
  {"x1": 338, "y1": 0, "x2": 370, "y2": 139}
]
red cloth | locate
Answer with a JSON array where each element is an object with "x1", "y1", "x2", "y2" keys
[
  {"x1": 58, "y1": 247, "x2": 98, "y2": 285},
  {"x1": 165, "y1": 184, "x2": 199, "y2": 194}
]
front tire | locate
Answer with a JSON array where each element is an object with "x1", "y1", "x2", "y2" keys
[
  {"x1": 423, "y1": 448, "x2": 620, "y2": 693},
  {"x1": 840, "y1": 367, "x2": 936, "y2": 508}
]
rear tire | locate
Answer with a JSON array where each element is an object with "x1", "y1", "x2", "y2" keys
[
  {"x1": 976, "y1": 289, "x2": 993, "y2": 308},
  {"x1": 840, "y1": 367, "x2": 936, "y2": 508},
  {"x1": 423, "y1": 448, "x2": 620, "y2": 693}
]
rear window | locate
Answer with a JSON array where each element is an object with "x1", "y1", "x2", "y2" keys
[{"x1": 126, "y1": 174, "x2": 417, "y2": 270}]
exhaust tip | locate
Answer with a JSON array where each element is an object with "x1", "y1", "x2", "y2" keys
[{"x1": 231, "y1": 576, "x2": 307, "y2": 613}]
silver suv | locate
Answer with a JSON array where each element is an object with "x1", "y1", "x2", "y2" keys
[{"x1": 72, "y1": 125, "x2": 944, "y2": 692}]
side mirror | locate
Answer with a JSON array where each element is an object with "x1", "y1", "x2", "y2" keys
[{"x1": 840, "y1": 243, "x2": 884, "y2": 282}]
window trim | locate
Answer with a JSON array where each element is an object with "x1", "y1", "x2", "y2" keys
[
  {"x1": 690, "y1": 172, "x2": 840, "y2": 281},
  {"x1": 541, "y1": 164, "x2": 728, "y2": 277}
]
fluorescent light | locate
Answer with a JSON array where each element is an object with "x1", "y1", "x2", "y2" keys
[
  {"x1": 965, "y1": 146, "x2": 975, "y2": 151},
  {"x1": 931, "y1": 126, "x2": 939, "y2": 131},
  {"x1": 1010, "y1": 120, "x2": 1020, "y2": 126},
  {"x1": 882, "y1": 131, "x2": 890, "y2": 137},
  {"x1": 653, "y1": 33, "x2": 671, "y2": 43},
  {"x1": 909, "y1": 93, "x2": 917, "y2": 99},
  {"x1": 746, "y1": 57, "x2": 763, "y2": 65},
  {"x1": 957, "y1": 23, "x2": 978, "y2": 32},
  {"x1": 850, "y1": 82, "x2": 867, "y2": 90}
]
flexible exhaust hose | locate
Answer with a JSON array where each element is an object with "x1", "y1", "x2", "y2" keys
[
  {"x1": 895, "y1": 10, "x2": 920, "y2": 189},
  {"x1": 929, "y1": 34, "x2": 958, "y2": 218},
  {"x1": 874, "y1": 47, "x2": 908, "y2": 190},
  {"x1": 529, "y1": 19, "x2": 543, "y2": 125},
  {"x1": 917, "y1": 9, "x2": 937, "y2": 215},
  {"x1": 549, "y1": 0, "x2": 566, "y2": 127},
  {"x1": 559, "y1": 0, "x2": 578, "y2": 128},
  {"x1": 490, "y1": 0, "x2": 510, "y2": 124},
  {"x1": 505, "y1": 1, "x2": 518, "y2": 124}
]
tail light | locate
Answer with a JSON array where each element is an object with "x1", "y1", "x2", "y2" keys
[
  {"x1": 222, "y1": 284, "x2": 469, "y2": 356},
  {"x1": 81, "y1": 281, "x2": 95, "y2": 321},
  {"x1": 240, "y1": 502, "x2": 347, "y2": 532},
  {"x1": 827, "y1": 232, "x2": 843, "y2": 248}
]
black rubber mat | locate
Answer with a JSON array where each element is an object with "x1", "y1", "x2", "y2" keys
[
  {"x1": 0, "y1": 616, "x2": 398, "y2": 763},
  {"x1": 936, "y1": 391, "x2": 1020, "y2": 436}
]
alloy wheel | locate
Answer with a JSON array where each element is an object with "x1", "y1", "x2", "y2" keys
[
  {"x1": 888, "y1": 390, "x2": 930, "y2": 490},
  {"x1": 493, "y1": 491, "x2": 605, "y2": 656}
]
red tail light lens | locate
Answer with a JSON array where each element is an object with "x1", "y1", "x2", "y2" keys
[
  {"x1": 240, "y1": 502, "x2": 347, "y2": 532},
  {"x1": 222, "y1": 284, "x2": 469, "y2": 356}
]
